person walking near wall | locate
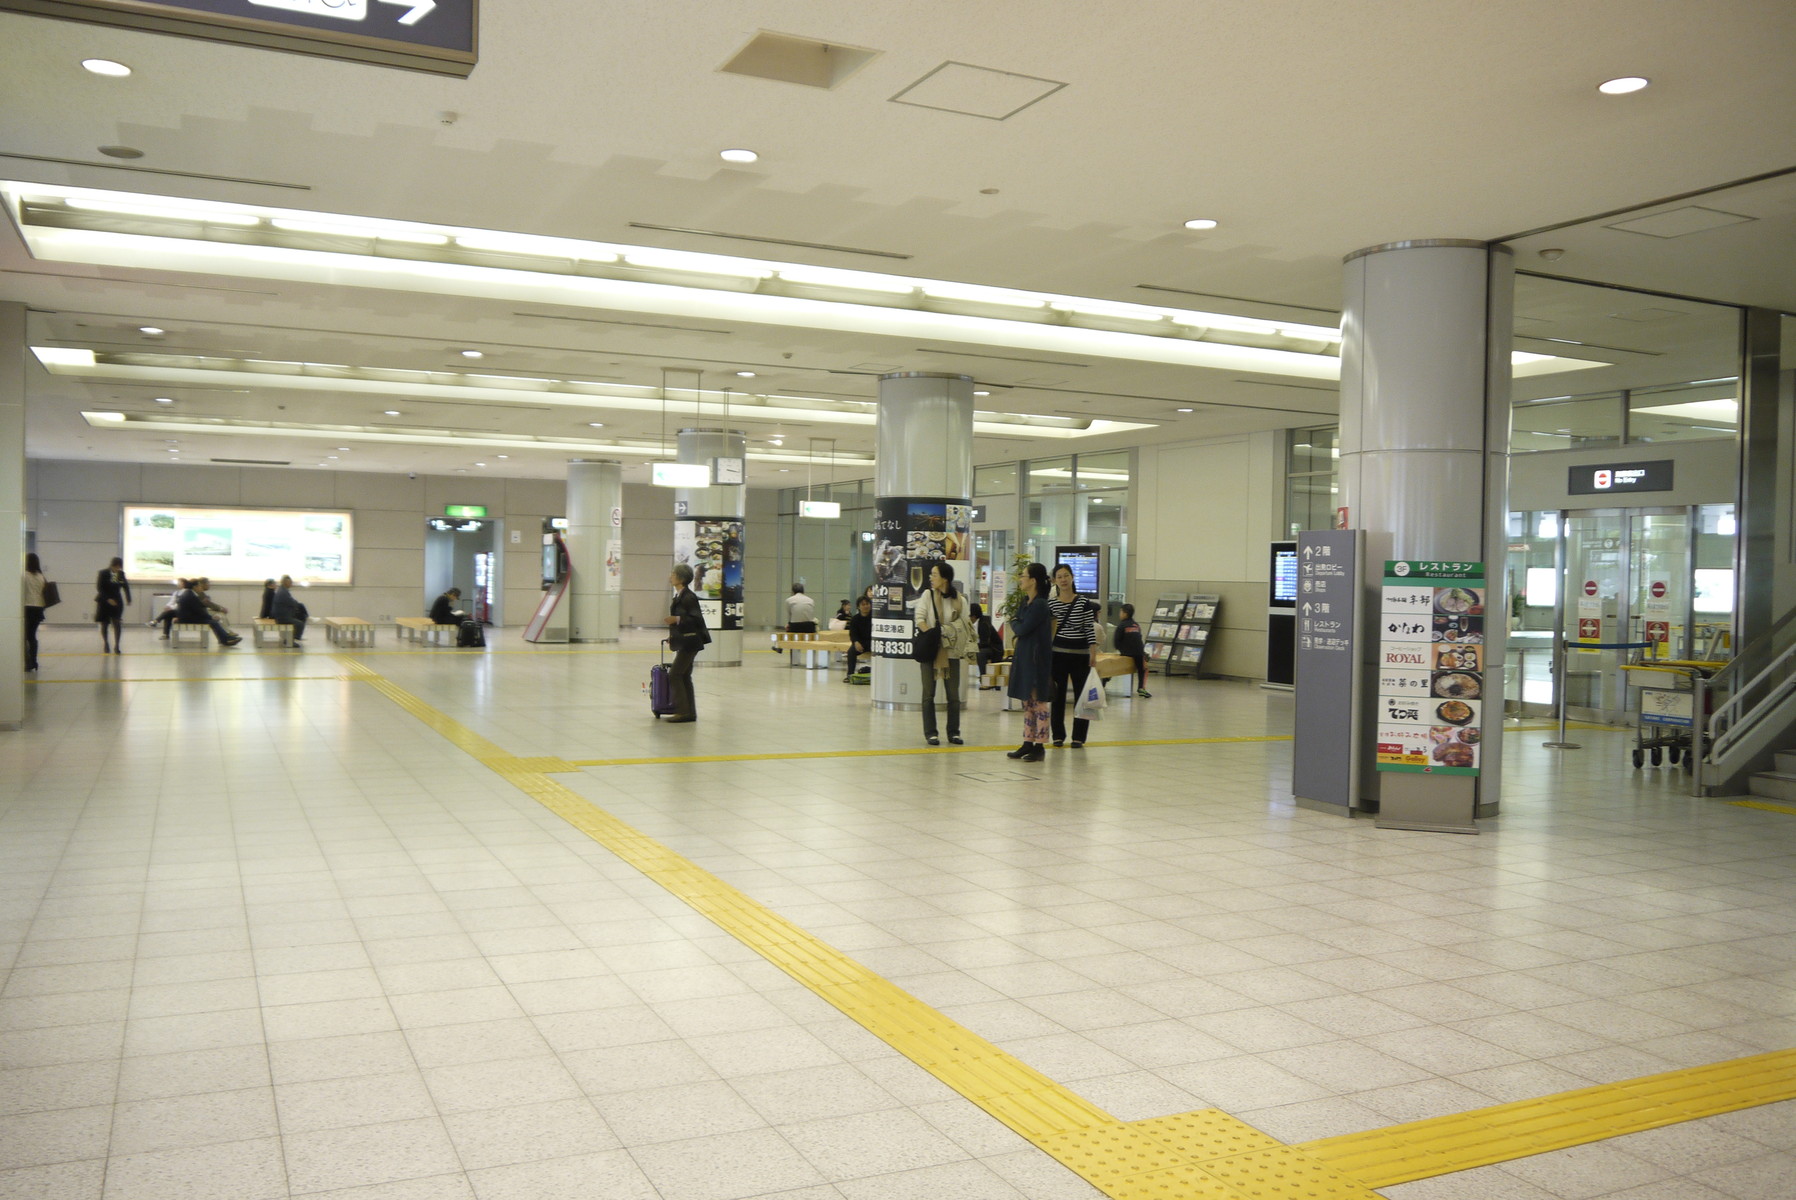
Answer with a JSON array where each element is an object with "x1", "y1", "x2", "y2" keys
[
  {"x1": 1005, "y1": 562, "x2": 1054, "y2": 762},
  {"x1": 22, "y1": 553, "x2": 49, "y2": 673},
  {"x1": 94, "y1": 556, "x2": 131, "y2": 654},
  {"x1": 915, "y1": 562, "x2": 974, "y2": 745},
  {"x1": 663, "y1": 563, "x2": 709, "y2": 723},
  {"x1": 1048, "y1": 562, "x2": 1101, "y2": 748}
]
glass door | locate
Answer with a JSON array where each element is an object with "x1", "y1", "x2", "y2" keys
[
  {"x1": 1628, "y1": 509, "x2": 1691, "y2": 660},
  {"x1": 1563, "y1": 510, "x2": 1627, "y2": 721}
]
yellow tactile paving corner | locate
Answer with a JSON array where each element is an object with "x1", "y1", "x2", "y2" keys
[
  {"x1": 1731, "y1": 799, "x2": 1796, "y2": 817},
  {"x1": 341, "y1": 657, "x2": 1796, "y2": 1200}
]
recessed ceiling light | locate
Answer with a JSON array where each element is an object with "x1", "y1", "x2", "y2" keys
[
  {"x1": 81, "y1": 58, "x2": 131, "y2": 77},
  {"x1": 496, "y1": 454, "x2": 509, "y2": 459},
  {"x1": 778, "y1": 468, "x2": 790, "y2": 472},
  {"x1": 460, "y1": 349, "x2": 483, "y2": 359},
  {"x1": 587, "y1": 422, "x2": 605, "y2": 428},
  {"x1": 335, "y1": 446, "x2": 350, "y2": 451},
  {"x1": 973, "y1": 390, "x2": 990, "y2": 397},
  {"x1": 475, "y1": 462, "x2": 486, "y2": 467},
  {"x1": 327, "y1": 455, "x2": 339, "y2": 459},
  {"x1": 139, "y1": 326, "x2": 164, "y2": 335},
  {"x1": 1598, "y1": 76, "x2": 1649, "y2": 95},
  {"x1": 735, "y1": 370, "x2": 756, "y2": 377},
  {"x1": 1176, "y1": 407, "x2": 1194, "y2": 413},
  {"x1": 1183, "y1": 218, "x2": 1219, "y2": 231},
  {"x1": 384, "y1": 410, "x2": 401, "y2": 416},
  {"x1": 719, "y1": 148, "x2": 758, "y2": 164},
  {"x1": 153, "y1": 396, "x2": 173, "y2": 404}
]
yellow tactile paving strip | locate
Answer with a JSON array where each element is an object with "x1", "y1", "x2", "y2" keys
[
  {"x1": 565, "y1": 734, "x2": 1290, "y2": 769},
  {"x1": 1731, "y1": 799, "x2": 1796, "y2": 817},
  {"x1": 333, "y1": 656, "x2": 1796, "y2": 1199}
]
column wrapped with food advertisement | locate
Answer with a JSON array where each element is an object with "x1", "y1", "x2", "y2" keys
[
  {"x1": 871, "y1": 373, "x2": 974, "y2": 710},
  {"x1": 673, "y1": 428, "x2": 747, "y2": 666},
  {"x1": 1376, "y1": 561, "x2": 1485, "y2": 776}
]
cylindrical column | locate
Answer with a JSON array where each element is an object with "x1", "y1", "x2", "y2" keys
[
  {"x1": 566, "y1": 460, "x2": 622, "y2": 642},
  {"x1": 872, "y1": 373, "x2": 975, "y2": 710},
  {"x1": 0, "y1": 302, "x2": 23, "y2": 730},
  {"x1": 674, "y1": 428, "x2": 747, "y2": 666},
  {"x1": 1338, "y1": 241, "x2": 1513, "y2": 820}
]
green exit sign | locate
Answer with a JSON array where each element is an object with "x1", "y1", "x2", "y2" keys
[{"x1": 445, "y1": 504, "x2": 487, "y2": 518}]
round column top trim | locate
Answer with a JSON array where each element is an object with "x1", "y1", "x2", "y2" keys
[
  {"x1": 1343, "y1": 239, "x2": 1513, "y2": 264},
  {"x1": 878, "y1": 371, "x2": 973, "y2": 382},
  {"x1": 676, "y1": 427, "x2": 749, "y2": 436}
]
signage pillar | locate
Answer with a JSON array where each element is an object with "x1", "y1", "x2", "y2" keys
[
  {"x1": 674, "y1": 428, "x2": 747, "y2": 667},
  {"x1": 1292, "y1": 530, "x2": 1363, "y2": 813},
  {"x1": 872, "y1": 373, "x2": 974, "y2": 711},
  {"x1": 1337, "y1": 240, "x2": 1513, "y2": 826},
  {"x1": 0, "y1": 302, "x2": 23, "y2": 730},
  {"x1": 565, "y1": 460, "x2": 622, "y2": 643}
]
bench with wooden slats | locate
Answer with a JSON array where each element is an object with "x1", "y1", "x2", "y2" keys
[
  {"x1": 323, "y1": 616, "x2": 375, "y2": 647},
  {"x1": 252, "y1": 617, "x2": 294, "y2": 647}
]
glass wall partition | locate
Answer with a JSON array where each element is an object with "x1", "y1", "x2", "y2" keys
[{"x1": 1284, "y1": 425, "x2": 1340, "y2": 537}]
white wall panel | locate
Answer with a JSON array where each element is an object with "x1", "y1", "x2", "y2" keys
[
  {"x1": 239, "y1": 468, "x2": 336, "y2": 507},
  {"x1": 338, "y1": 472, "x2": 426, "y2": 510},
  {"x1": 36, "y1": 461, "x2": 142, "y2": 503},
  {"x1": 140, "y1": 463, "x2": 241, "y2": 505},
  {"x1": 353, "y1": 547, "x2": 423, "y2": 590},
  {"x1": 357, "y1": 507, "x2": 424, "y2": 550},
  {"x1": 34, "y1": 500, "x2": 125, "y2": 545}
]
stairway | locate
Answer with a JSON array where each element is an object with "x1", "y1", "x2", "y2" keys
[{"x1": 1748, "y1": 750, "x2": 1796, "y2": 802}]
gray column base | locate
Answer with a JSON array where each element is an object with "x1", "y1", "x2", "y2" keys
[
  {"x1": 873, "y1": 701, "x2": 922, "y2": 712},
  {"x1": 570, "y1": 637, "x2": 619, "y2": 644},
  {"x1": 1294, "y1": 796, "x2": 1367, "y2": 817}
]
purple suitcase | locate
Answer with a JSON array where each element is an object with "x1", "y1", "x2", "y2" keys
[{"x1": 648, "y1": 662, "x2": 676, "y2": 717}]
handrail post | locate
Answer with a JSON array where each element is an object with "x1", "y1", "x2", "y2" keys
[
  {"x1": 1543, "y1": 633, "x2": 1581, "y2": 751},
  {"x1": 1691, "y1": 673, "x2": 1706, "y2": 798}
]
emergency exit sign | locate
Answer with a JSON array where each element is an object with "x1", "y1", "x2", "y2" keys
[
  {"x1": 444, "y1": 504, "x2": 487, "y2": 518},
  {"x1": 2, "y1": 0, "x2": 479, "y2": 76}
]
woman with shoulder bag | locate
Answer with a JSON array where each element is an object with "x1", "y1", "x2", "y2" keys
[
  {"x1": 1048, "y1": 562, "x2": 1101, "y2": 749},
  {"x1": 23, "y1": 553, "x2": 52, "y2": 672},
  {"x1": 914, "y1": 562, "x2": 975, "y2": 745}
]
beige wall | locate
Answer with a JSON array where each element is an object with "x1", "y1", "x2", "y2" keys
[
  {"x1": 1130, "y1": 430, "x2": 1283, "y2": 679},
  {"x1": 27, "y1": 459, "x2": 781, "y2": 630}
]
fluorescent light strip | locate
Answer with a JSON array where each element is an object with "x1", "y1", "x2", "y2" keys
[
  {"x1": 5, "y1": 183, "x2": 1607, "y2": 379},
  {"x1": 38, "y1": 349, "x2": 1151, "y2": 438},
  {"x1": 79, "y1": 411, "x2": 867, "y2": 465}
]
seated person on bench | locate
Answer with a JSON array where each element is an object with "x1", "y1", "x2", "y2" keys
[
  {"x1": 271, "y1": 575, "x2": 307, "y2": 643},
  {"x1": 844, "y1": 595, "x2": 873, "y2": 681},
  {"x1": 176, "y1": 580, "x2": 241, "y2": 647},
  {"x1": 430, "y1": 587, "x2": 467, "y2": 626}
]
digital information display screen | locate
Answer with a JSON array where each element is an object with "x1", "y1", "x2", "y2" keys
[
  {"x1": 1055, "y1": 546, "x2": 1101, "y2": 596},
  {"x1": 1270, "y1": 542, "x2": 1299, "y2": 606},
  {"x1": 121, "y1": 505, "x2": 354, "y2": 584}
]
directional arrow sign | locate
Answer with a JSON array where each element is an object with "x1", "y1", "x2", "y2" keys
[{"x1": 3, "y1": 0, "x2": 478, "y2": 76}]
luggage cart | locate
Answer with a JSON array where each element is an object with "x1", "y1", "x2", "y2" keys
[{"x1": 1619, "y1": 659, "x2": 1723, "y2": 770}]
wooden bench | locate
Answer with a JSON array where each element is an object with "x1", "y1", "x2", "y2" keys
[
  {"x1": 323, "y1": 617, "x2": 375, "y2": 647},
  {"x1": 169, "y1": 622, "x2": 212, "y2": 647},
  {"x1": 396, "y1": 617, "x2": 458, "y2": 645},
  {"x1": 253, "y1": 618, "x2": 294, "y2": 647},
  {"x1": 771, "y1": 629, "x2": 850, "y2": 668}
]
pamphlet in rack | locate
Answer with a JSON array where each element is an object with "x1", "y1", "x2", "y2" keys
[{"x1": 1145, "y1": 592, "x2": 1221, "y2": 677}]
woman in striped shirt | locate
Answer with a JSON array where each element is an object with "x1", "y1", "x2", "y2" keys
[{"x1": 1048, "y1": 562, "x2": 1101, "y2": 748}]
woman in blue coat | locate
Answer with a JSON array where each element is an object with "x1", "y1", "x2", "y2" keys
[{"x1": 1005, "y1": 561, "x2": 1055, "y2": 762}]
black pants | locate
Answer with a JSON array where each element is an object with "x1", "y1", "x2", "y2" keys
[
  {"x1": 1129, "y1": 652, "x2": 1147, "y2": 687},
  {"x1": 919, "y1": 660, "x2": 962, "y2": 739},
  {"x1": 1050, "y1": 652, "x2": 1092, "y2": 744},
  {"x1": 787, "y1": 620, "x2": 817, "y2": 635},
  {"x1": 846, "y1": 646, "x2": 865, "y2": 677},
  {"x1": 24, "y1": 605, "x2": 43, "y2": 671},
  {"x1": 669, "y1": 644, "x2": 699, "y2": 719}
]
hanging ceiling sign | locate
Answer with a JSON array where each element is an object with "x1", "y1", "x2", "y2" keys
[
  {"x1": 1567, "y1": 459, "x2": 1674, "y2": 496},
  {"x1": 3, "y1": 0, "x2": 479, "y2": 77}
]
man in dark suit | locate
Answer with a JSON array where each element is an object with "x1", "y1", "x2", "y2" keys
[{"x1": 662, "y1": 564, "x2": 708, "y2": 722}]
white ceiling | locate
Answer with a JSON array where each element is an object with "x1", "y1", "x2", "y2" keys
[{"x1": 2, "y1": 0, "x2": 1793, "y2": 484}]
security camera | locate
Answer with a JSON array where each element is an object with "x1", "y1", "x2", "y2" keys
[
  {"x1": 1538, "y1": 248, "x2": 1565, "y2": 261},
  {"x1": 407, "y1": 472, "x2": 417, "y2": 480}
]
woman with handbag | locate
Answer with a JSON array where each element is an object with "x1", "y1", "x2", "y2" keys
[
  {"x1": 1048, "y1": 562, "x2": 1101, "y2": 749},
  {"x1": 914, "y1": 562, "x2": 974, "y2": 745},
  {"x1": 661, "y1": 563, "x2": 708, "y2": 723},
  {"x1": 94, "y1": 556, "x2": 131, "y2": 655},
  {"x1": 1005, "y1": 562, "x2": 1055, "y2": 762},
  {"x1": 23, "y1": 553, "x2": 53, "y2": 673}
]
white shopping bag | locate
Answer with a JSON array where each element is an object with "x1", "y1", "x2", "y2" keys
[{"x1": 1073, "y1": 672, "x2": 1107, "y2": 722}]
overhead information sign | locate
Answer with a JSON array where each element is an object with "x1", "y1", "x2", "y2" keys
[
  {"x1": 3, "y1": 0, "x2": 478, "y2": 76},
  {"x1": 1567, "y1": 459, "x2": 1674, "y2": 496}
]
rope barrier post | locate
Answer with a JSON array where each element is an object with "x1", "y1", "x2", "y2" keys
[{"x1": 1543, "y1": 632, "x2": 1581, "y2": 750}]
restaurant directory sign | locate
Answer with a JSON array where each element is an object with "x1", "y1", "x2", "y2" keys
[{"x1": 1375, "y1": 560, "x2": 1485, "y2": 777}]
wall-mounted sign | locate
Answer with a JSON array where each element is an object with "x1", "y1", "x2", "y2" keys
[
  {"x1": 1375, "y1": 560, "x2": 1485, "y2": 777},
  {"x1": 123, "y1": 504, "x2": 353, "y2": 584},
  {"x1": 444, "y1": 504, "x2": 487, "y2": 518},
  {"x1": 2, "y1": 0, "x2": 480, "y2": 76},
  {"x1": 1567, "y1": 459, "x2": 1674, "y2": 495},
  {"x1": 799, "y1": 500, "x2": 841, "y2": 519}
]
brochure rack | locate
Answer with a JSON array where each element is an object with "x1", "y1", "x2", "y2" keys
[{"x1": 1146, "y1": 593, "x2": 1220, "y2": 677}]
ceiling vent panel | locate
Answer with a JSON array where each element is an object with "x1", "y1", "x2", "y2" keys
[
  {"x1": 1604, "y1": 206, "x2": 1757, "y2": 239},
  {"x1": 889, "y1": 62, "x2": 1067, "y2": 120},
  {"x1": 210, "y1": 457, "x2": 291, "y2": 466},
  {"x1": 1607, "y1": 307, "x2": 1689, "y2": 323},
  {"x1": 719, "y1": 32, "x2": 880, "y2": 89}
]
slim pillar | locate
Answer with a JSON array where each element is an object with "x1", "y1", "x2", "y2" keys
[
  {"x1": 566, "y1": 460, "x2": 622, "y2": 642},
  {"x1": 0, "y1": 303, "x2": 22, "y2": 729},
  {"x1": 674, "y1": 428, "x2": 746, "y2": 666},
  {"x1": 1336, "y1": 241, "x2": 1513, "y2": 827},
  {"x1": 872, "y1": 373, "x2": 975, "y2": 710}
]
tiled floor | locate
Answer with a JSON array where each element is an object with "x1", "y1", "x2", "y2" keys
[{"x1": 2, "y1": 626, "x2": 1793, "y2": 1200}]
